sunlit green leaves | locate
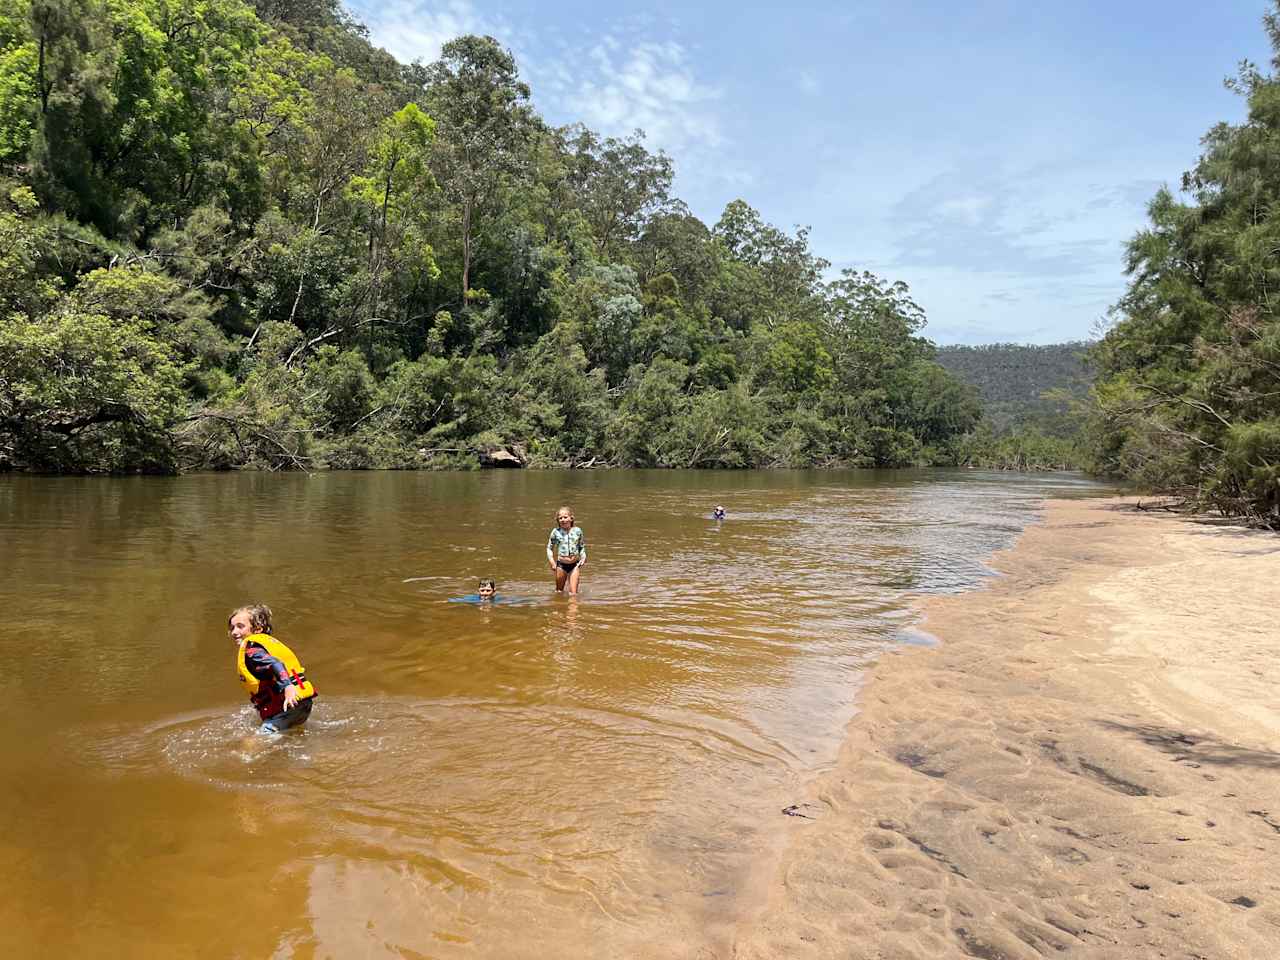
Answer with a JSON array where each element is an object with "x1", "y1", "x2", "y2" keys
[
  {"x1": 0, "y1": 308, "x2": 187, "y2": 470},
  {"x1": 3, "y1": 4, "x2": 985, "y2": 473}
]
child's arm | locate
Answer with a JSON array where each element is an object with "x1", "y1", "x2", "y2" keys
[
  {"x1": 547, "y1": 530, "x2": 558, "y2": 570},
  {"x1": 577, "y1": 529, "x2": 587, "y2": 566}
]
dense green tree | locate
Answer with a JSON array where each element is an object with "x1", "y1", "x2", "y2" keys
[
  {"x1": 555, "y1": 262, "x2": 643, "y2": 386},
  {"x1": 633, "y1": 207, "x2": 722, "y2": 309},
  {"x1": 0, "y1": 304, "x2": 187, "y2": 471},
  {"x1": 1, "y1": 4, "x2": 985, "y2": 475},
  {"x1": 607, "y1": 358, "x2": 692, "y2": 466},
  {"x1": 422, "y1": 35, "x2": 535, "y2": 303},
  {"x1": 0, "y1": 0, "x2": 39, "y2": 164},
  {"x1": 712, "y1": 199, "x2": 827, "y2": 332},
  {"x1": 26, "y1": 0, "x2": 264, "y2": 236},
  {"x1": 507, "y1": 323, "x2": 610, "y2": 464},
  {"x1": 0, "y1": 183, "x2": 61, "y2": 316},
  {"x1": 347, "y1": 102, "x2": 439, "y2": 337},
  {"x1": 1086, "y1": 4, "x2": 1280, "y2": 524},
  {"x1": 564, "y1": 126, "x2": 673, "y2": 259},
  {"x1": 809, "y1": 270, "x2": 945, "y2": 464},
  {"x1": 632, "y1": 273, "x2": 719, "y2": 368}
]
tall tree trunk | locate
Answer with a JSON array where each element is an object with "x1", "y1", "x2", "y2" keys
[{"x1": 461, "y1": 197, "x2": 473, "y2": 302}]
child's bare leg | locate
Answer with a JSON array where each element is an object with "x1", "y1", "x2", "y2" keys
[
  {"x1": 567, "y1": 565, "x2": 581, "y2": 595},
  {"x1": 555, "y1": 566, "x2": 568, "y2": 592}
]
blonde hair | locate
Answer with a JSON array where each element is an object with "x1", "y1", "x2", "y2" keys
[
  {"x1": 228, "y1": 603, "x2": 273, "y2": 636},
  {"x1": 556, "y1": 505, "x2": 574, "y2": 520}
]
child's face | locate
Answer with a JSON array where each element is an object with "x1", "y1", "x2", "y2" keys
[
  {"x1": 229, "y1": 612, "x2": 255, "y2": 644},
  {"x1": 478, "y1": 583, "x2": 495, "y2": 599},
  {"x1": 557, "y1": 512, "x2": 573, "y2": 527}
]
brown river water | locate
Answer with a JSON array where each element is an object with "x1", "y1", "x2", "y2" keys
[{"x1": 0, "y1": 469, "x2": 1109, "y2": 959}]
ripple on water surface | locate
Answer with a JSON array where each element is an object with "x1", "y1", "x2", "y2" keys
[{"x1": 0, "y1": 468, "x2": 1113, "y2": 957}]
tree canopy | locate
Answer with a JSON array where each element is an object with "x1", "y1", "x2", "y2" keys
[
  {"x1": 1085, "y1": 2, "x2": 1280, "y2": 526},
  {"x1": 0, "y1": 0, "x2": 982, "y2": 473}
]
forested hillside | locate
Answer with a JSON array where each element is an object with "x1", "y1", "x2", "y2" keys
[
  {"x1": 936, "y1": 342, "x2": 1091, "y2": 434},
  {"x1": 0, "y1": 0, "x2": 982, "y2": 473},
  {"x1": 1084, "y1": 5, "x2": 1280, "y2": 526},
  {"x1": 928, "y1": 343, "x2": 1089, "y2": 471}
]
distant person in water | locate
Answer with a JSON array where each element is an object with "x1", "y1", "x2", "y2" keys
[
  {"x1": 449, "y1": 579, "x2": 521, "y2": 604},
  {"x1": 547, "y1": 505, "x2": 586, "y2": 594},
  {"x1": 712, "y1": 505, "x2": 726, "y2": 520},
  {"x1": 228, "y1": 603, "x2": 317, "y2": 733}
]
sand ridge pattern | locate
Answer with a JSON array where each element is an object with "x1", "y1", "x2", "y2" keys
[{"x1": 733, "y1": 499, "x2": 1280, "y2": 960}]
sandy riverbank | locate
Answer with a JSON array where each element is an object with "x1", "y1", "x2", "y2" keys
[{"x1": 733, "y1": 498, "x2": 1280, "y2": 959}]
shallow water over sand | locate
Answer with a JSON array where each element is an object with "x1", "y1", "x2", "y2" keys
[{"x1": 0, "y1": 469, "x2": 1108, "y2": 958}]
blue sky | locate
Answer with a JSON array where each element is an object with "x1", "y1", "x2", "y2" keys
[{"x1": 344, "y1": 0, "x2": 1274, "y2": 344}]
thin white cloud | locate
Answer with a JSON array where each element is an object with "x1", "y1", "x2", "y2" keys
[
  {"x1": 351, "y1": 0, "x2": 509, "y2": 66},
  {"x1": 527, "y1": 28, "x2": 748, "y2": 198},
  {"x1": 559, "y1": 37, "x2": 725, "y2": 156},
  {"x1": 347, "y1": 3, "x2": 744, "y2": 196}
]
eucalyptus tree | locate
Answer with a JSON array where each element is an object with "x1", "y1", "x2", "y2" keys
[
  {"x1": 563, "y1": 125, "x2": 674, "y2": 259},
  {"x1": 250, "y1": 67, "x2": 387, "y2": 351},
  {"x1": 347, "y1": 102, "x2": 439, "y2": 335},
  {"x1": 633, "y1": 206, "x2": 723, "y2": 309},
  {"x1": 816, "y1": 270, "x2": 957, "y2": 463},
  {"x1": 422, "y1": 35, "x2": 536, "y2": 305},
  {"x1": 711, "y1": 199, "x2": 828, "y2": 331}
]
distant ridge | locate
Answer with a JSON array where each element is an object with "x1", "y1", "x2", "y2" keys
[{"x1": 935, "y1": 342, "x2": 1093, "y2": 435}]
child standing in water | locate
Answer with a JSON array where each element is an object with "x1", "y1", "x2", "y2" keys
[
  {"x1": 546, "y1": 505, "x2": 586, "y2": 594},
  {"x1": 228, "y1": 603, "x2": 317, "y2": 733}
]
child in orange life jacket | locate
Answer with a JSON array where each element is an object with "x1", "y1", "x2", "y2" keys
[{"x1": 228, "y1": 603, "x2": 317, "y2": 733}]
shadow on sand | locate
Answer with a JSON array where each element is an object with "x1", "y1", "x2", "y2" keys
[{"x1": 1097, "y1": 719, "x2": 1280, "y2": 770}]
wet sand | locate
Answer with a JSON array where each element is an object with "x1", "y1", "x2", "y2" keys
[{"x1": 733, "y1": 498, "x2": 1280, "y2": 959}]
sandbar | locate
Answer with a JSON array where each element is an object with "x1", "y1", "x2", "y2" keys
[{"x1": 733, "y1": 498, "x2": 1280, "y2": 959}]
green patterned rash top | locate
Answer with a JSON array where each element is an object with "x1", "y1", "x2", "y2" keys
[{"x1": 548, "y1": 525, "x2": 585, "y2": 560}]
